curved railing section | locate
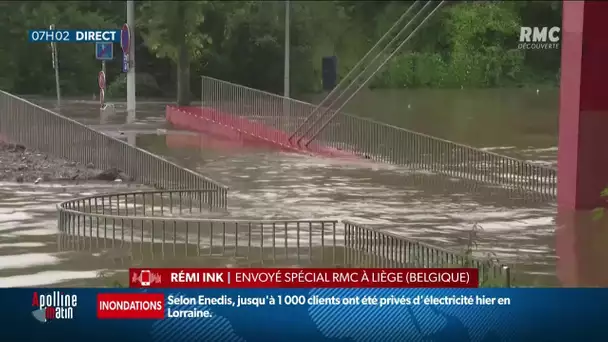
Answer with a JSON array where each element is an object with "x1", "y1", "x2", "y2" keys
[
  {"x1": 57, "y1": 189, "x2": 511, "y2": 287},
  {"x1": 57, "y1": 189, "x2": 342, "y2": 267}
]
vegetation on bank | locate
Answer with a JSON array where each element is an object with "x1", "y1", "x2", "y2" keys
[{"x1": 0, "y1": 1, "x2": 561, "y2": 104}]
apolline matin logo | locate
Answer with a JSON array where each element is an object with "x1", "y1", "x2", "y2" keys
[
  {"x1": 31, "y1": 291, "x2": 78, "y2": 323},
  {"x1": 518, "y1": 26, "x2": 560, "y2": 50}
]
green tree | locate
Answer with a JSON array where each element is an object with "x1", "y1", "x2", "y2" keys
[
  {"x1": 138, "y1": 1, "x2": 209, "y2": 105},
  {"x1": 443, "y1": 2, "x2": 524, "y2": 87},
  {"x1": 0, "y1": 1, "x2": 562, "y2": 97}
]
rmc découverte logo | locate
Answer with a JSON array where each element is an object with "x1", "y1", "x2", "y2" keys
[{"x1": 518, "y1": 26, "x2": 560, "y2": 50}]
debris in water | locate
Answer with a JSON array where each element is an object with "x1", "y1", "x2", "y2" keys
[
  {"x1": 95, "y1": 167, "x2": 122, "y2": 181},
  {"x1": 8, "y1": 144, "x2": 26, "y2": 153},
  {"x1": 0, "y1": 141, "x2": 130, "y2": 183},
  {"x1": 0, "y1": 140, "x2": 132, "y2": 184}
]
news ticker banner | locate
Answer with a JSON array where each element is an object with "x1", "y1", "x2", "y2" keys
[
  {"x1": 5, "y1": 288, "x2": 606, "y2": 342},
  {"x1": 128, "y1": 268, "x2": 480, "y2": 288}
]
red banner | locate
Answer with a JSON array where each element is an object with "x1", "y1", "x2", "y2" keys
[
  {"x1": 129, "y1": 268, "x2": 478, "y2": 288},
  {"x1": 97, "y1": 293, "x2": 164, "y2": 319}
]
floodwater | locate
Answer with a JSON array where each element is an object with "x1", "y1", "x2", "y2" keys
[
  {"x1": 3, "y1": 90, "x2": 559, "y2": 286},
  {"x1": 305, "y1": 88, "x2": 559, "y2": 166},
  {"x1": 0, "y1": 182, "x2": 150, "y2": 287}
]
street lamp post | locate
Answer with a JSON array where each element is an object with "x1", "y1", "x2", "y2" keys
[
  {"x1": 283, "y1": 0, "x2": 291, "y2": 119},
  {"x1": 283, "y1": 0, "x2": 290, "y2": 99},
  {"x1": 126, "y1": 0, "x2": 136, "y2": 147},
  {"x1": 49, "y1": 24, "x2": 61, "y2": 109},
  {"x1": 127, "y1": 0, "x2": 136, "y2": 123}
]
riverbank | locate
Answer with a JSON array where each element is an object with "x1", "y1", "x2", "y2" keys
[{"x1": 0, "y1": 141, "x2": 131, "y2": 183}]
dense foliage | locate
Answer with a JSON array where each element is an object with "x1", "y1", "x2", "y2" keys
[{"x1": 0, "y1": 1, "x2": 561, "y2": 104}]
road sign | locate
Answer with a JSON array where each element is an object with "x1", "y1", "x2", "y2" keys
[
  {"x1": 122, "y1": 53, "x2": 129, "y2": 73},
  {"x1": 121, "y1": 23, "x2": 131, "y2": 73},
  {"x1": 98, "y1": 71, "x2": 106, "y2": 89},
  {"x1": 121, "y1": 24, "x2": 130, "y2": 54},
  {"x1": 95, "y1": 42, "x2": 113, "y2": 61}
]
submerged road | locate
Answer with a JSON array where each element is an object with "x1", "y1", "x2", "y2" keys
[{"x1": 9, "y1": 99, "x2": 559, "y2": 286}]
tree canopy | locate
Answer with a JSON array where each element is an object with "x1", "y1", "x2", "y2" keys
[{"x1": 0, "y1": 1, "x2": 561, "y2": 104}]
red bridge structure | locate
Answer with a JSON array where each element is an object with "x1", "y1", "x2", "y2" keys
[
  {"x1": 556, "y1": 0, "x2": 608, "y2": 287},
  {"x1": 166, "y1": 1, "x2": 608, "y2": 286}
]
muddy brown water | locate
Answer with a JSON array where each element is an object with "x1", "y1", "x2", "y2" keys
[
  {"x1": 3, "y1": 91, "x2": 559, "y2": 286},
  {"x1": 0, "y1": 182, "x2": 151, "y2": 287}
]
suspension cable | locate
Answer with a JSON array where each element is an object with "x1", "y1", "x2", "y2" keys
[
  {"x1": 287, "y1": 0, "x2": 423, "y2": 143},
  {"x1": 304, "y1": 1, "x2": 446, "y2": 147},
  {"x1": 297, "y1": 0, "x2": 438, "y2": 145}
]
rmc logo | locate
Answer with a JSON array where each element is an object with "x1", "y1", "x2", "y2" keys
[{"x1": 518, "y1": 26, "x2": 560, "y2": 50}]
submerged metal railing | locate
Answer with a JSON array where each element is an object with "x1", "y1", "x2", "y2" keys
[
  {"x1": 58, "y1": 189, "x2": 342, "y2": 267},
  {"x1": 201, "y1": 76, "x2": 557, "y2": 197},
  {"x1": 57, "y1": 189, "x2": 512, "y2": 287},
  {"x1": 0, "y1": 90, "x2": 229, "y2": 209},
  {"x1": 343, "y1": 221, "x2": 511, "y2": 287},
  {"x1": 0, "y1": 90, "x2": 513, "y2": 286}
]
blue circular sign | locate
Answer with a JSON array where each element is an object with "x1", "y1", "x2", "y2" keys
[{"x1": 121, "y1": 24, "x2": 130, "y2": 54}]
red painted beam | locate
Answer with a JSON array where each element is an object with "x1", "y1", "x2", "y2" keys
[
  {"x1": 166, "y1": 105, "x2": 357, "y2": 159},
  {"x1": 557, "y1": 0, "x2": 608, "y2": 287}
]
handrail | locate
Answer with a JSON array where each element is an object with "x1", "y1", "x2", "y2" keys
[
  {"x1": 200, "y1": 75, "x2": 557, "y2": 171},
  {"x1": 0, "y1": 90, "x2": 230, "y2": 209},
  {"x1": 0, "y1": 91, "x2": 229, "y2": 190}
]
